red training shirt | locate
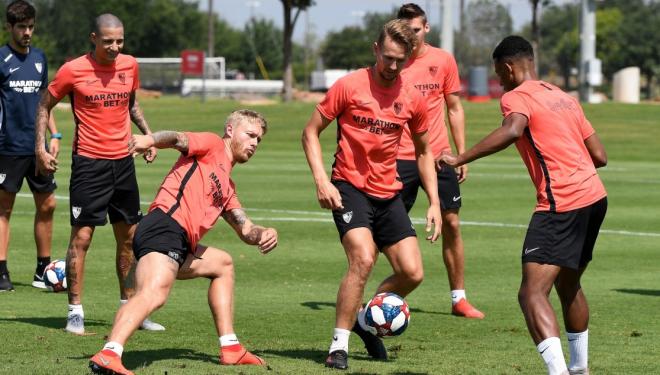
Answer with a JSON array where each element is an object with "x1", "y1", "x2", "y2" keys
[
  {"x1": 149, "y1": 132, "x2": 241, "y2": 250},
  {"x1": 500, "y1": 80, "x2": 607, "y2": 212},
  {"x1": 397, "y1": 45, "x2": 461, "y2": 160},
  {"x1": 48, "y1": 53, "x2": 140, "y2": 159},
  {"x1": 317, "y1": 68, "x2": 429, "y2": 199}
]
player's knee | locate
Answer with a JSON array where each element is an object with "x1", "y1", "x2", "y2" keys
[
  {"x1": 37, "y1": 196, "x2": 56, "y2": 216},
  {"x1": 212, "y1": 252, "x2": 234, "y2": 278},
  {"x1": 404, "y1": 267, "x2": 424, "y2": 287},
  {"x1": 348, "y1": 254, "x2": 376, "y2": 279},
  {"x1": 442, "y1": 213, "x2": 460, "y2": 234}
]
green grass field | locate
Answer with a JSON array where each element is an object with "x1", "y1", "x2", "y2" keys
[{"x1": 0, "y1": 97, "x2": 658, "y2": 374}]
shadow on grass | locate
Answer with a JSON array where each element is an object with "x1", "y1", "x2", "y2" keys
[
  {"x1": 613, "y1": 288, "x2": 660, "y2": 297},
  {"x1": 301, "y1": 301, "x2": 450, "y2": 316},
  {"x1": 71, "y1": 348, "x2": 216, "y2": 369},
  {"x1": 0, "y1": 316, "x2": 106, "y2": 330},
  {"x1": 259, "y1": 348, "x2": 400, "y2": 369}
]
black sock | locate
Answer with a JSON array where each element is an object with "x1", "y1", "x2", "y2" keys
[
  {"x1": 0, "y1": 260, "x2": 7, "y2": 274},
  {"x1": 36, "y1": 257, "x2": 51, "y2": 275}
]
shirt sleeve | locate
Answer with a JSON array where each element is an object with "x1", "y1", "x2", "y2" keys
[
  {"x1": 500, "y1": 91, "x2": 531, "y2": 120},
  {"x1": 443, "y1": 54, "x2": 461, "y2": 95},
  {"x1": 575, "y1": 99, "x2": 596, "y2": 139},
  {"x1": 316, "y1": 77, "x2": 349, "y2": 121},
  {"x1": 185, "y1": 132, "x2": 220, "y2": 157},
  {"x1": 48, "y1": 63, "x2": 74, "y2": 100},
  {"x1": 409, "y1": 92, "x2": 429, "y2": 134}
]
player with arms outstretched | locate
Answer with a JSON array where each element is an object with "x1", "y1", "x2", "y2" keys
[
  {"x1": 439, "y1": 36, "x2": 607, "y2": 375},
  {"x1": 89, "y1": 109, "x2": 277, "y2": 375}
]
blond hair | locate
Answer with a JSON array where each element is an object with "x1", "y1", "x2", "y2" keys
[
  {"x1": 377, "y1": 19, "x2": 418, "y2": 57},
  {"x1": 224, "y1": 109, "x2": 268, "y2": 135}
]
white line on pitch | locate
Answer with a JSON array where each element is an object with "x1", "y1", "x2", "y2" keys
[{"x1": 15, "y1": 193, "x2": 660, "y2": 238}]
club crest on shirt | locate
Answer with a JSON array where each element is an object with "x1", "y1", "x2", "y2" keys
[
  {"x1": 429, "y1": 66, "x2": 438, "y2": 76},
  {"x1": 393, "y1": 102, "x2": 402, "y2": 115},
  {"x1": 118, "y1": 72, "x2": 126, "y2": 84},
  {"x1": 0, "y1": 173, "x2": 6, "y2": 184},
  {"x1": 342, "y1": 211, "x2": 353, "y2": 223},
  {"x1": 34, "y1": 62, "x2": 43, "y2": 73},
  {"x1": 72, "y1": 206, "x2": 82, "y2": 219}
]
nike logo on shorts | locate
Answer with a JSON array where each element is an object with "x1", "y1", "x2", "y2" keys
[
  {"x1": 524, "y1": 247, "x2": 540, "y2": 255},
  {"x1": 452, "y1": 196, "x2": 461, "y2": 202}
]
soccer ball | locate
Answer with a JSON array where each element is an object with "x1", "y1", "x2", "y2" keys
[
  {"x1": 358, "y1": 292, "x2": 410, "y2": 337},
  {"x1": 43, "y1": 259, "x2": 67, "y2": 292}
]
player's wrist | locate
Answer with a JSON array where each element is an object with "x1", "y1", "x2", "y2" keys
[{"x1": 50, "y1": 132, "x2": 62, "y2": 139}]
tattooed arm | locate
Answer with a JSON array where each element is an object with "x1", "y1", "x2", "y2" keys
[
  {"x1": 128, "y1": 130, "x2": 190, "y2": 156},
  {"x1": 35, "y1": 91, "x2": 61, "y2": 175},
  {"x1": 222, "y1": 208, "x2": 278, "y2": 254},
  {"x1": 129, "y1": 92, "x2": 157, "y2": 163}
]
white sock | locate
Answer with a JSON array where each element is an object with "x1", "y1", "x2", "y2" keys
[
  {"x1": 103, "y1": 341, "x2": 124, "y2": 357},
  {"x1": 451, "y1": 289, "x2": 466, "y2": 305},
  {"x1": 68, "y1": 304, "x2": 84, "y2": 318},
  {"x1": 219, "y1": 333, "x2": 240, "y2": 347},
  {"x1": 329, "y1": 328, "x2": 350, "y2": 354},
  {"x1": 537, "y1": 337, "x2": 568, "y2": 375},
  {"x1": 567, "y1": 330, "x2": 588, "y2": 371}
]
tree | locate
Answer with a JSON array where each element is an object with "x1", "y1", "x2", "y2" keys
[
  {"x1": 280, "y1": 0, "x2": 313, "y2": 101},
  {"x1": 454, "y1": 0, "x2": 512, "y2": 73},
  {"x1": 528, "y1": 0, "x2": 551, "y2": 72}
]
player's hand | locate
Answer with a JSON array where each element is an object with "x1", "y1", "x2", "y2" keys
[
  {"x1": 456, "y1": 164, "x2": 468, "y2": 184},
  {"x1": 257, "y1": 228, "x2": 278, "y2": 254},
  {"x1": 437, "y1": 151, "x2": 459, "y2": 170},
  {"x1": 48, "y1": 138, "x2": 60, "y2": 158},
  {"x1": 143, "y1": 146, "x2": 158, "y2": 163},
  {"x1": 425, "y1": 203, "x2": 442, "y2": 243},
  {"x1": 35, "y1": 150, "x2": 58, "y2": 175},
  {"x1": 316, "y1": 180, "x2": 343, "y2": 210},
  {"x1": 128, "y1": 134, "x2": 154, "y2": 158}
]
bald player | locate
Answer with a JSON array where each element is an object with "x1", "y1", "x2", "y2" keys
[
  {"x1": 35, "y1": 13, "x2": 163, "y2": 335},
  {"x1": 439, "y1": 36, "x2": 607, "y2": 375}
]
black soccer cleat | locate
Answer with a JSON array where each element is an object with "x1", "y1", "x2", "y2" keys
[
  {"x1": 352, "y1": 321, "x2": 388, "y2": 360},
  {"x1": 325, "y1": 350, "x2": 348, "y2": 370},
  {"x1": 0, "y1": 272, "x2": 14, "y2": 292}
]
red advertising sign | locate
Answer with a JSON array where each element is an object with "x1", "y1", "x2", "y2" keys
[{"x1": 181, "y1": 50, "x2": 204, "y2": 75}]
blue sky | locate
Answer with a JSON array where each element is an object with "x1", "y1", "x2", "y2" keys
[{"x1": 201, "y1": 0, "x2": 574, "y2": 43}]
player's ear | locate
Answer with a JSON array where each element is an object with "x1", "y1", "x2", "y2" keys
[
  {"x1": 89, "y1": 32, "x2": 97, "y2": 45},
  {"x1": 373, "y1": 42, "x2": 379, "y2": 57},
  {"x1": 225, "y1": 122, "x2": 234, "y2": 138},
  {"x1": 4, "y1": 23, "x2": 11, "y2": 33}
]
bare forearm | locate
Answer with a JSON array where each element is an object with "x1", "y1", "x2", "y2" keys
[
  {"x1": 223, "y1": 208, "x2": 264, "y2": 245},
  {"x1": 47, "y1": 112, "x2": 58, "y2": 134},
  {"x1": 456, "y1": 125, "x2": 519, "y2": 166},
  {"x1": 35, "y1": 95, "x2": 54, "y2": 154},
  {"x1": 129, "y1": 99, "x2": 152, "y2": 135},
  {"x1": 448, "y1": 108, "x2": 466, "y2": 154},
  {"x1": 302, "y1": 129, "x2": 330, "y2": 186},
  {"x1": 417, "y1": 151, "x2": 440, "y2": 205},
  {"x1": 151, "y1": 131, "x2": 188, "y2": 151}
]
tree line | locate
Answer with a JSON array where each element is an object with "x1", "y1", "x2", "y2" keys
[{"x1": 4, "y1": 0, "x2": 657, "y2": 98}]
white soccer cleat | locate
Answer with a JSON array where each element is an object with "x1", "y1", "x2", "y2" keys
[
  {"x1": 65, "y1": 314, "x2": 85, "y2": 335},
  {"x1": 140, "y1": 318, "x2": 165, "y2": 331}
]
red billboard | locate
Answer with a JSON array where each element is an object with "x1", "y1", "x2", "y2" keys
[{"x1": 181, "y1": 50, "x2": 204, "y2": 75}]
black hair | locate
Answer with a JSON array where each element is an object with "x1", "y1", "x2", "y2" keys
[
  {"x1": 6, "y1": 0, "x2": 35, "y2": 26},
  {"x1": 492, "y1": 35, "x2": 534, "y2": 62},
  {"x1": 397, "y1": 3, "x2": 427, "y2": 23}
]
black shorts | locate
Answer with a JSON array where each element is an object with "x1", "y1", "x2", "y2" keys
[
  {"x1": 397, "y1": 159, "x2": 461, "y2": 212},
  {"x1": 331, "y1": 180, "x2": 416, "y2": 250},
  {"x1": 522, "y1": 197, "x2": 607, "y2": 270},
  {"x1": 133, "y1": 208, "x2": 190, "y2": 267},
  {"x1": 69, "y1": 155, "x2": 142, "y2": 226},
  {"x1": 0, "y1": 155, "x2": 56, "y2": 193}
]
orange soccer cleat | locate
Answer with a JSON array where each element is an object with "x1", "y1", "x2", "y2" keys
[
  {"x1": 220, "y1": 344, "x2": 266, "y2": 365},
  {"x1": 451, "y1": 298, "x2": 485, "y2": 319},
  {"x1": 89, "y1": 349, "x2": 134, "y2": 375}
]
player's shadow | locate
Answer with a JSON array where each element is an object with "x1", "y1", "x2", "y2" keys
[
  {"x1": 70, "y1": 348, "x2": 216, "y2": 368},
  {"x1": 257, "y1": 348, "x2": 322, "y2": 363},
  {"x1": 300, "y1": 301, "x2": 449, "y2": 315},
  {"x1": 613, "y1": 288, "x2": 660, "y2": 297},
  {"x1": 0, "y1": 316, "x2": 106, "y2": 330}
]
